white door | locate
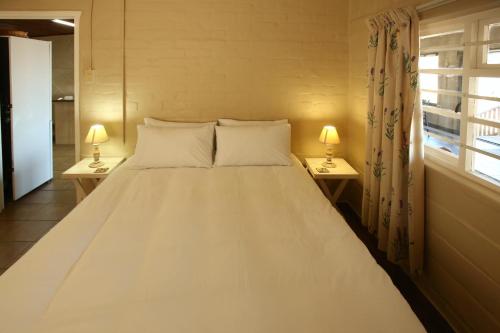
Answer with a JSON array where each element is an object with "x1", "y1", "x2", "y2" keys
[{"x1": 9, "y1": 37, "x2": 53, "y2": 200}]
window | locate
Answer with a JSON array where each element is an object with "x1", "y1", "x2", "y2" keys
[
  {"x1": 419, "y1": 8, "x2": 500, "y2": 187},
  {"x1": 419, "y1": 54, "x2": 439, "y2": 104},
  {"x1": 485, "y1": 23, "x2": 500, "y2": 64}
]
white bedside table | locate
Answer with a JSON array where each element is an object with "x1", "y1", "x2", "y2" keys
[
  {"x1": 62, "y1": 157, "x2": 125, "y2": 203},
  {"x1": 305, "y1": 158, "x2": 359, "y2": 205}
]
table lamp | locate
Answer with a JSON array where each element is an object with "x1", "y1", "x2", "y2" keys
[
  {"x1": 85, "y1": 124, "x2": 109, "y2": 168},
  {"x1": 319, "y1": 125, "x2": 340, "y2": 168}
]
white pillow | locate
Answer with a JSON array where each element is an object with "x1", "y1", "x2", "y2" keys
[
  {"x1": 144, "y1": 117, "x2": 216, "y2": 129},
  {"x1": 131, "y1": 125, "x2": 214, "y2": 168},
  {"x1": 214, "y1": 124, "x2": 292, "y2": 166},
  {"x1": 217, "y1": 118, "x2": 288, "y2": 126}
]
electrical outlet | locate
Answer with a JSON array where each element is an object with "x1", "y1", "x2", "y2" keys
[{"x1": 84, "y1": 69, "x2": 95, "y2": 83}]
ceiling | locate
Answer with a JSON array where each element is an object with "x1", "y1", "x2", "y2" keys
[{"x1": 0, "y1": 19, "x2": 74, "y2": 37}]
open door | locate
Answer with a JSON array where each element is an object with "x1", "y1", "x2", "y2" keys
[{"x1": 9, "y1": 37, "x2": 53, "y2": 200}]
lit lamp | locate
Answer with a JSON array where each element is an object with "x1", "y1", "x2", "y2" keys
[
  {"x1": 319, "y1": 125, "x2": 340, "y2": 168},
  {"x1": 85, "y1": 124, "x2": 109, "y2": 168}
]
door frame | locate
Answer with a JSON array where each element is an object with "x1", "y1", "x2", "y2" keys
[{"x1": 0, "y1": 11, "x2": 81, "y2": 161}]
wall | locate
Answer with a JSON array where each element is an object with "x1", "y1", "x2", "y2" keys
[
  {"x1": 423, "y1": 163, "x2": 500, "y2": 332},
  {"x1": 37, "y1": 34, "x2": 74, "y2": 99},
  {"x1": 348, "y1": 0, "x2": 500, "y2": 332},
  {"x1": 0, "y1": 0, "x2": 350, "y2": 160}
]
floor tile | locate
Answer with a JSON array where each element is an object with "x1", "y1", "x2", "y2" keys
[
  {"x1": 53, "y1": 170, "x2": 64, "y2": 179},
  {"x1": 53, "y1": 156, "x2": 75, "y2": 172},
  {"x1": 0, "y1": 203, "x2": 74, "y2": 221},
  {"x1": 0, "y1": 144, "x2": 75, "y2": 273},
  {"x1": 19, "y1": 190, "x2": 76, "y2": 205},
  {"x1": 0, "y1": 220, "x2": 57, "y2": 241},
  {"x1": 40, "y1": 179, "x2": 74, "y2": 191},
  {"x1": 0, "y1": 241, "x2": 33, "y2": 269},
  {"x1": 53, "y1": 145, "x2": 75, "y2": 172}
]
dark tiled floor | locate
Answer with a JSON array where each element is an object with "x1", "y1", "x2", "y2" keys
[
  {"x1": 0, "y1": 145, "x2": 76, "y2": 274},
  {"x1": 336, "y1": 202, "x2": 454, "y2": 333}
]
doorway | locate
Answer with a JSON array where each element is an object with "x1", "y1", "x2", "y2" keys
[{"x1": 0, "y1": 11, "x2": 80, "y2": 210}]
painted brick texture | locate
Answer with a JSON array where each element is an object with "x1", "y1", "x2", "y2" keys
[{"x1": 0, "y1": 0, "x2": 349, "y2": 159}]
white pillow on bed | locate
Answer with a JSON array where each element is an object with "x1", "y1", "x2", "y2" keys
[
  {"x1": 214, "y1": 124, "x2": 292, "y2": 166},
  {"x1": 145, "y1": 117, "x2": 216, "y2": 129},
  {"x1": 131, "y1": 125, "x2": 214, "y2": 168},
  {"x1": 218, "y1": 119, "x2": 288, "y2": 126}
]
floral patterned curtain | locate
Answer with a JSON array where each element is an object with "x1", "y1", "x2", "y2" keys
[{"x1": 362, "y1": 7, "x2": 424, "y2": 274}]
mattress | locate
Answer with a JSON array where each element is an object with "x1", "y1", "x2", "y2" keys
[{"x1": 0, "y1": 156, "x2": 424, "y2": 333}]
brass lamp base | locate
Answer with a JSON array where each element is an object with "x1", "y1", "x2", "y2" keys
[{"x1": 88, "y1": 160, "x2": 104, "y2": 168}]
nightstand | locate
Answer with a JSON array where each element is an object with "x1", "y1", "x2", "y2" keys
[
  {"x1": 62, "y1": 157, "x2": 125, "y2": 203},
  {"x1": 305, "y1": 158, "x2": 359, "y2": 205}
]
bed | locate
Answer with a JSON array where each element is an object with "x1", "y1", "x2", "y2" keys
[{"x1": 0, "y1": 156, "x2": 424, "y2": 332}]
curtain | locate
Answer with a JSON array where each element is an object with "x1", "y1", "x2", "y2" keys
[{"x1": 362, "y1": 7, "x2": 424, "y2": 275}]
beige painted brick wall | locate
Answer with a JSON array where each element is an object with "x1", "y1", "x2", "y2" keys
[{"x1": 0, "y1": 0, "x2": 350, "y2": 160}]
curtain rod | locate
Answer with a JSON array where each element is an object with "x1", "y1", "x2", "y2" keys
[{"x1": 416, "y1": 0, "x2": 456, "y2": 13}]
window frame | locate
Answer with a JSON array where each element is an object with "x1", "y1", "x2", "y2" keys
[
  {"x1": 420, "y1": 8, "x2": 500, "y2": 194},
  {"x1": 477, "y1": 17, "x2": 500, "y2": 68}
]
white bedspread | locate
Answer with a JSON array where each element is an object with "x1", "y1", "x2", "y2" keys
[{"x1": 0, "y1": 157, "x2": 424, "y2": 333}]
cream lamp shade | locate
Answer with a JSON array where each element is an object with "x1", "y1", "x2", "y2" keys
[
  {"x1": 319, "y1": 125, "x2": 340, "y2": 168},
  {"x1": 318, "y1": 125, "x2": 340, "y2": 145},
  {"x1": 85, "y1": 124, "x2": 109, "y2": 168},
  {"x1": 85, "y1": 124, "x2": 109, "y2": 145}
]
